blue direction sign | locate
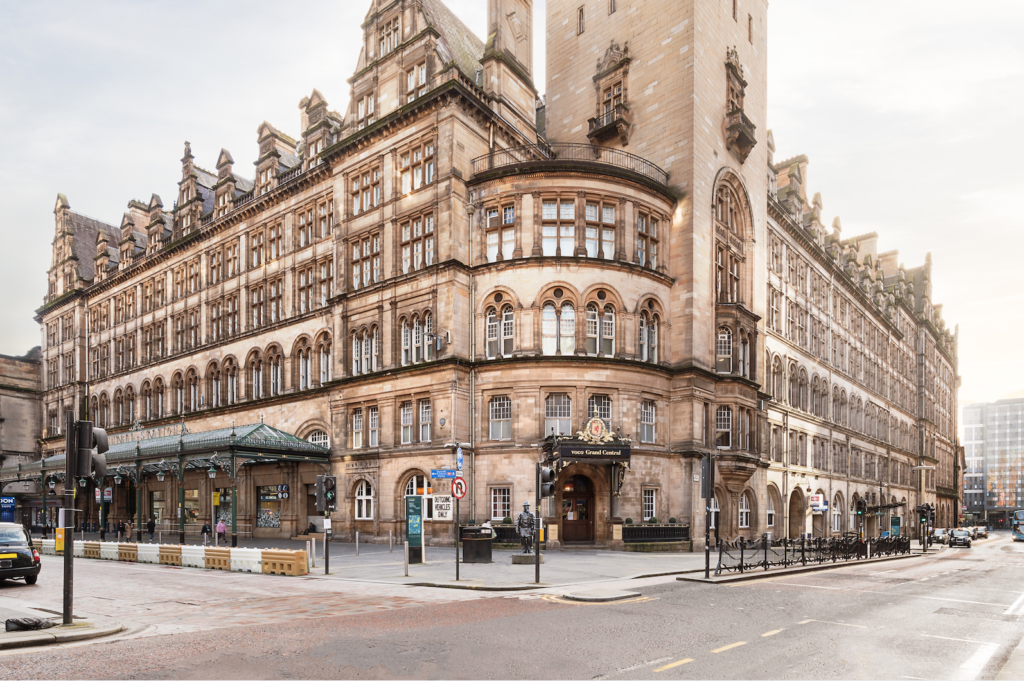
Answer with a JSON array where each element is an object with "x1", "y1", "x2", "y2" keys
[
  {"x1": 456, "y1": 447, "x2": 464, "y2": 470},
  {"x1": 431, "y1": 469, "x2": 457, "y2": 479}
]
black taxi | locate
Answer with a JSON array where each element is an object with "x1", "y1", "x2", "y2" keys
[{"x1": 0, "y1": 523, "x2": 40, "y2": 585}]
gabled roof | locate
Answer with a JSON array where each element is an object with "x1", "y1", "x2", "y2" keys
[
  {"x1": 421, "y1": 0, "x2": 484, "y2": 83},
  {"x1": 59, "y1": 203, "x2": 118, "y2": 281}
]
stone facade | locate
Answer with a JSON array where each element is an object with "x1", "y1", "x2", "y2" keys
[{"x1": 32, "y1": 0, "x2": 957, "y2": 545}]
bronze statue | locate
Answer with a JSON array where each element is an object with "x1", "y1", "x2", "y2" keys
[{"x1": 516, "y1": 501, "x2": 535, "y2": 554}]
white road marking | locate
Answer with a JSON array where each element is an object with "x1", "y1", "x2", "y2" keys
[
  {"x1": 1002, "y1": 592, "x2": 1024, "y2": 616},
  {"x1": 954, "y1": 642, "x2": 999, "y2": 680},
  {"x1": 922, "y1": 634, "x2": 999, "y2": 645},
  {"x1": 613, "y1": 657, "x2": 673, "y2": 674}
]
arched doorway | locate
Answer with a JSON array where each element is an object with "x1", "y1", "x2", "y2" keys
[
  {"x1": 561, "y1": 474, "x2": 594, "y2": 543},
  {"x1": 788, "y1": 490, "x2": 805, "y2": 539}
]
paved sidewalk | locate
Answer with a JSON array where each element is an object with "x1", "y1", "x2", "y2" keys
[{"x1": 0, "y1": 597, "x2": 122, "y2": 650}]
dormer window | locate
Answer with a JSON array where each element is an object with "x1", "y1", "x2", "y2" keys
[
  {"x1": 217, "y1": 193, "x2": 231, "y2": 218},
  {"x1": 258, "y1": 168, "x2": 275, "y2": 196},
  {"x1": 406, "y1": 63, "x2": 427, "y2": 103},
  {"x1": 356, "y1": 94, "x2": 375, "y2": 130},
  {"x1": 379, "y1": 18, "x2": 400, "y2": 58}
]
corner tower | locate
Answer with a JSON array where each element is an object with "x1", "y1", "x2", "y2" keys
[{"x1": 481, "y1": 0, "x2": 537, "y2": 137}]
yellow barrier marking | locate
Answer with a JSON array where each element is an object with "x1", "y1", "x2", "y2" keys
[
  {"x1": 761, "y1": 629, "x2": 785, "y2": 637},
  {"x1": 653, "y1": 658, "x2": 693, "y2": 672},
  {"x1": 711, "y1": 641, "x2": 746, "y2": 653}
]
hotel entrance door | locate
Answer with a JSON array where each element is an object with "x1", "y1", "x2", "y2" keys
[{"x1": 561, "y1": 475, "x2": 594, "y2": 543}]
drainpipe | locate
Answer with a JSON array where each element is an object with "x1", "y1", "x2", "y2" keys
[{"x1": 469, "y1": 278, "x2": 477, "y2": 521}]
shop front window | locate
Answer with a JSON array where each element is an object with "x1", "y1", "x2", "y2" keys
[
  {"x1": 216, "y1": 488, "x2": 233, "y2": 525},
  {"x1": 149, "y1": 490, "x2": 166, "y2": 523},
  {"x1": 183, "y1": 489, "x2": 199, "y2": 524},
  {"x1": 258, "y1": 485, "x2": 286, "y2": 528}
]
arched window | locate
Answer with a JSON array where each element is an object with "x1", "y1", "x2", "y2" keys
[
  {"x1": 486, "y1": 307, "x2": 499, "y2": 359},
  {"x1": 501, "y1": 305, "x2": 514, "y2": 357},
  {"x1": 354, "y1": 480, "x2": 373, "y2": 520},
  {"x1": 154, "y1": 378, "x2": 165, "y2": 417},
  {"x1": 798, "y1": 370, "x2": 808, "y2": 411},
  {"x1": 318, "y1": 336, "x2": 332, "y2": 385},
  {"x1": 268, "y1": 351, "x2": 282, "y2": 396},
  {"x1": 544, "y1": 393, "x2": 572, "y2": 436},
  {"x1": 767, "y1": 493, "x2": 775, "y2": 528},
  {"x1": 772, "y1": 359, "x2": 783, "y2": 400},
  {"x1": 208, "y1": 364, "x2": 221, "y2": 408},
  {"x1": 307, "y1": 430, "x2": 330, "y2": 448},
  {"x1": 715, "y1": 406, "x2": 732, "y2": 448},
  {"x1": 372, "y1": 326, "x2": 380, "y2": 371},
  {"x1": 424, "y1": 313, "x2": 434, "y2": 361},
  {"x1": 542, "y1": 304, "x2": 557, "y2": 355},
  {"x1": 639, "y1": 311, "x2": 658, "y2": 363},
  {"x1": 249, "y1": 357, "x2": 263, "y2": 400},
  {"x1": 352, "y1": 333, "x2": 363, "y2": 375},
  {"x1": 832, "y1": 495, "x2": 843, "y2": 533},
  {"x1": 585, "y1": 304, "x2": 616, "y2": 357},
  {"x1": 114, "y1": 389, "x2": 124, "y2": 426},
  {"x1": 401, "y1": 319, "x2": 411, "y2": 366},
  {"x1": 413, "y1": 316, "x2": 423, "y2": 363},
  {"x1": 404, "y1": 474, "x2": 433, "y2": 521},
  {"x1": 223, "y1": 362, "x2": 236, "y2": 406},
  {"x1": 173, "y1": 374, "x2": 184, "y2": 415},
  {"x1": 99, "y1": 393, "x2": 109, "y2": 427},
  {"x1": 710, "y1": 496, "x2": 720, "y2": 530},
  {"x1": 788, "y1": 365, "x2": 798, "y2": 406},
  {"x1": 811, "y1": 377, "x2": 820, "y2": 417},
  {"x1": 142, "y1": 381, "x2": 153, "y2": 420},
  {"x1": 716, "y1": 327, "x2": 733, "y2": 373},
  {"x1": 560, "y1": 303, "x2": 575, "y2": 355},
  {"x1": 295, "y1": 341, "x2": 311, "y2": 390},
  {"x1": 738, "y1": 493, "x2": 751, "y2": 529},
  {"x1": 832, "y1": 388, "x2": 840, "y2": 423},
  {"x1": 187, "y1": 369, "x2": 199, "y2": 412}
]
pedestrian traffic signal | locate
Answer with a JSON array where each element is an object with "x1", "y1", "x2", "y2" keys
[
  {"x1": 323, "y1": 475, "x2": 337, "y2": 512},
  {"x1": 539, "y1": 466, "x2": 556, "y2": 498},
  {"x1": 315, "y1": 475, "x2": 325, "y2": 513},
  {"x1": 75, "y1": 421, "x2": 108, "y2": 480}
]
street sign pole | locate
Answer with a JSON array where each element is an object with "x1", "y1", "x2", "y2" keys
[
  {"x1": 535, "y1": 462, "x2": 541, "y2": 585},
  {"x1": 62, "y1": 410, "x2": 77, "y2": 626},
  {"x1": 455, "y1": 496, "x2": 459, "y2": 582},
  {"x1": 324, "y1": 511, "x2": 330, "y2": 575}
]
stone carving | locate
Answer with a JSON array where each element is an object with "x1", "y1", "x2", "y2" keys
[
  {"x1": 506, "y1": 11, "x2": 526, "y2": 42},
  {"x1": 597, "y1": 40, "x2": 629, "y2": 74}
]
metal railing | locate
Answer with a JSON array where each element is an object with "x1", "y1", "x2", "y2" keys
[
  {"x1": 715, "y1": 534, "x2": 912, "y2": 575},
  {"x1": 622, "y1": 523, "x2": 690, "y2": 543},
  {"x1": 589, "y1": 103, "x2": 628, "y2": 133},
  {"x1": 471, "y1": 142, "x2": 669, "y2": 186}
]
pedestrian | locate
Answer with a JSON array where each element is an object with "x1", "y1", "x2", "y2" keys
[
  {"x1": 117, "y1": 520, "x2": 125, "y2": 541},
  {"x1": 200, "y1": 521, "x2": 212, "y2": 545},
  {"x1": 125, "y1": 520, "x2": 133, "y2": 543},
  {"x1": 216, "y1": 519, "x2": 226, "y2": 545},
  {"x1": 146, "y1": 517, "x2": 156, "y2": 543}
]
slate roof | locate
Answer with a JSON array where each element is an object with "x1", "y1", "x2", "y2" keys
[
  {"x1": 67, "y1": 212, "x2": 118, "y2": 281},
  {"x1": 421, "y1": 0, "x2": 484, "y2": 83}
]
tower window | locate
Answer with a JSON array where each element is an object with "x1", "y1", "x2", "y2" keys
[{"x1": 577, "y1": 7, "x2": 585, "y2": 35}]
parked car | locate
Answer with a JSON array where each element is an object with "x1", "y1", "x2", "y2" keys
[
  {"x1": 964, "y1": 526, "x2": 977, "y2": 539},
  {"x1": 975, "y1": 526, "x2": 989, "y2": 538},
  {"x1": 949, "y1": 529, "x2": 972, "y2": 548},
  {"x1": 0, "y1": 523, "x2": 40, "y2": 585},
  {"x1": 931, "y1": 528, "x2": 949, "y2": 545}
]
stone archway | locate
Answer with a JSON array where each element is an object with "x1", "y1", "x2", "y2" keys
[{"x1": 788, "y1": 489, "x2": 805, "y2": 539}]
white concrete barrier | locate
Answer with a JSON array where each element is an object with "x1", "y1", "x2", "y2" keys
[
  {"x1": 180, "y1": 545, "x2": 206, "y2": 568},
  {"x1": 230, "y1": 547, "x2": 262, "y2": 573},
  {"x1": 40, "y1": 539, "x2": 57, "y2": 555},
  {"x1": 136, "y1": 544, "x2": 160, "y2": 564},
  {"x1": 73, "y1": 540, "x2": 85, "y2": 558},
  {"x1": 99, "y1": 541, "x2": 119, "y2": 560}
]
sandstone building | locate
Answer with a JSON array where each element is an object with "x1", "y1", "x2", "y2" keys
[{"x1": 10, "y1": 0, "x2": 959, "y2": 547}]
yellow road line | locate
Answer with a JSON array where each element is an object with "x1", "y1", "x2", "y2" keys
[
  {"x1": 798, "y1": 619, "x2": 814, "y2": 624},
  {"x1": 711, "y1": 641, "x2": 747, "y2": 653},
  {"x1": 761, "y1": 629, "x2": 785, "y2": 637},
  {"x1": 653, "y1": 659, "x2": 693, "y2": 672}
]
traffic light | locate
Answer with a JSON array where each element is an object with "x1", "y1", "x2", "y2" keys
[
  {"x1": 75, "y1": 421, "x2": 108, "y2": 479},
  {"x1": 916, "y1": 504, "x2": 928, "y2": 523},
  {"x1": 315, "y1": 475, "x2": 325, "y2": 513},
  {"x1": 927, "y1": 504, "x2": 935, "y2": 525},
  {"x1": 539, "y1": 466, "x2": 556, "y2": 498},
  {"x1": 323, "y1": 475, "x2": 337, "y2": 512},
  {"x1": 856, "y1": 499, "x2": 866, "y2": 516}
]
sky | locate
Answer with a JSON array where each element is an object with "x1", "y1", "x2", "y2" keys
[{"x1": 0, "y1": 1, "x2": 1021, "y2": 422}]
